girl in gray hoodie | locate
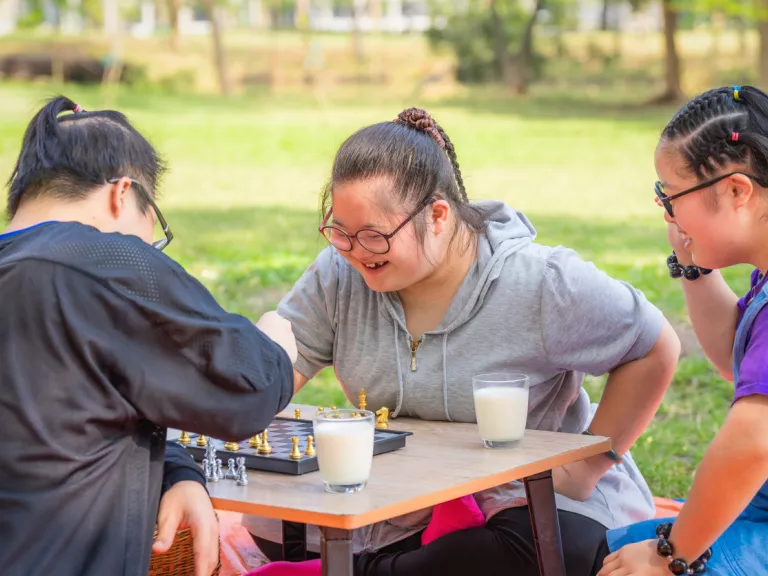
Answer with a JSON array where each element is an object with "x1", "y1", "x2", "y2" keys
[{"x1": 244, "y1": 108, "x2": 681, "y2": 576}]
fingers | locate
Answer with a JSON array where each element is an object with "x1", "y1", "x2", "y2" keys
[
  {"x1": 152, "y1": 498, "x2": 182, "y2": 555},
  {"x1": 597, "y1": 551, "x2": 621, "y2": 576},
  {"x1": 192, "y1": 516, "x2": 220, "y2": 576}
]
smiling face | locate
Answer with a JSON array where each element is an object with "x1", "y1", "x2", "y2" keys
[
  {"x1": 655, "y1": 140, "x2": 764, "y2": 270},
  {"x1": 328, "y1": 177, "x2": 454, "y2": 293}
]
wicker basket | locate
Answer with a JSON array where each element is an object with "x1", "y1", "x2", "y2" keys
[{"x1": 149, "y1": 526, "x2": 222, "y2": 576}]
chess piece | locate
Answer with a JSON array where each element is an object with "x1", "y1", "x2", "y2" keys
[
  {"x1": 257, "y1": 430, "x2": 273, "y2": 455},
  {"x1": 249, "y1": 433, "x2": 262, "y2": 448},
  {"x1": 205, "y1": 443, "x2": 217, "y2": 464},
  {"x1": 216, "y1": 459, "x2": 224, "y2": 481},
  {"x1": 210, "y1": 459, "x2": 221, "y2": 482},
  {"x1": 359, "y1": 389, "x2": 367, "y2": 411},
  {"x1": 331, "y1": 406, "x2": 337, "y2": 410},
  {"x1": 196, "y1": 434, "x2": 208, "y2": 447},
  {"x1": 226, "y1": 458, "x2": 237, "y2": 480},
  {"x1": 202, "y1": 458, "x2": 211, "y2": 481},
  {"x1": 224, "y1": 441, "x2": 240, "y2": 452},
  {"x1": 178, "y1": 431, "x2": 191, "y2": 445},
  {"x1": 289, "y1": 436, "x2": 302, "y2": 460},
  {"x1": 317, "y1": 407, "x2": 324, "y2": 414},
  {"x1": 304, "y1": 435, "x2": 316, "y2": 457},
  {"x1": 236, "y1": 457, "x2": 245, "y2": 471},
  {"x1": 352, "y1": 413, "x2": 361, "y2": 418},
  {"x1": 294, "y1": 408, "x2": 301, "y2": 420},
  {"x1": 236, "y1": 464, "x2": 249, "y2": 486},
  {"x1": 376, "y1": 407, "x2": 390, "y2": 429}
]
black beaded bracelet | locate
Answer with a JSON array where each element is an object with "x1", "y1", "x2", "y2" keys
[
  {"x1": 655, "y1": 522, "x2": 712, "y2": 574},
  {"x1": 667, "y1": 253, "x2": 712, "y2": 281}
]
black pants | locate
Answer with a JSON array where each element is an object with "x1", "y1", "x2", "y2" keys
[{"x1": 251, "y1": 507, "x2": 610, "y2": 576}]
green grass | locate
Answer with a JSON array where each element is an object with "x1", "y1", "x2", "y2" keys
[{"x1": 0, "y1": 81, "x2": 749, "y2": 499}]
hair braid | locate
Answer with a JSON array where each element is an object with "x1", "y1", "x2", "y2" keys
[{"x1": 434, "y1": 124, "x2": 467, "y2": 202}]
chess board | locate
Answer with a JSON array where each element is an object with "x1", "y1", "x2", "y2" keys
[{"x1": 177, "y1": 417, "x2": 412, "y2": 475}]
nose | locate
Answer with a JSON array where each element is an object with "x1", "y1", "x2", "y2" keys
[
  {"x1": 663, "y1": 210, "x2": 675, "y2": 224},
  {"x1": 349, "y1": 238, "x2": 368, "y2": 259}
]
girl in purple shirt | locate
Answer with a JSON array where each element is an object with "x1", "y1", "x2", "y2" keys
[{"x1": 599, "y1": 86, "x2": 768, "y2": 576}]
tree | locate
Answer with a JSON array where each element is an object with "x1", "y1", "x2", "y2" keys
[
  {"x1": 657, "y1": 0, "x2": 684, "y2": 103},
  {"x1": 202, "y1": 0, "x2": 232, "y2": 95}
]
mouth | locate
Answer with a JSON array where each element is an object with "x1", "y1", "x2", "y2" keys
[{"x1": 362, "y1": 261, "x2": 389, "y2": 271}]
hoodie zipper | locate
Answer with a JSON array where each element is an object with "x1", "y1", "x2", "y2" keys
[{"x1": 410, "y1": 338, "x2": 421, "y2": 371}]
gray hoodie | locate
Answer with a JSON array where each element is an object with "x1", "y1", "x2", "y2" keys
[{"x1": 243, "y1": 200, "x2": 661, "y2": 552}]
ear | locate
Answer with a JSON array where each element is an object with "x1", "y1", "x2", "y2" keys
[
  {"x1": 429, "y1": 199, "x2": 451, "y2": 236},
  {"x1": 108, "y1": 177, "x2": 133, "y2": 219},
  {"x1": 728, "y1": 173, "x2": 756, "y2": 210}
]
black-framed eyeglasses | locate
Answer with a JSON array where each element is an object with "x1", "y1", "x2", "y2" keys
[
  {"x1": 108, "y1": 177, "x2": 173, "y2": 250},
  {"x1": 318, "y1": 197, "x2": 436, "y2": 255},
  {"x1": 654, "y1": 171, "x2": 766, "y2": 218}
]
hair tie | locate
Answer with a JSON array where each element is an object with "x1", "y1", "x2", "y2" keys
[
  {"x1": 73, "y1": 103, "x2": 83, "y2": 113},
  {"x1": 731, "y1": 131, "x2": 739, "y2": 142},
  {"x1": 733, "y1": 86, "x2": 741, "y2": 100}
]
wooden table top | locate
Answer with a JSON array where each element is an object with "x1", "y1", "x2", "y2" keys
[{"x1": 170, "y1": 403, "x2": 610, "y2": 530}]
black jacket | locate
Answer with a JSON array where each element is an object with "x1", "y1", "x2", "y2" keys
[{"x1": 0, "y1": 222, "x2": 293, "y2": 576}]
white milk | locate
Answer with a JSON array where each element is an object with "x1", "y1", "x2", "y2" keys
[
  {"x1": 314, "y1": 420, "x2": 374, "y2": 486},
  {"x1": 473, "y1": 386, "x2": 529, "y2": 442}
]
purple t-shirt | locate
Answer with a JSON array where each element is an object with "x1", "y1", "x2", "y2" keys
[{"x1": 735, "y1": 269, "x2": 768, "y2": 402}]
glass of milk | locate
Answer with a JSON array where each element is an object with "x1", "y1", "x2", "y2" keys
[
  {"x1": 313, "y1": 409, "x2": 375, "y2": 494},
  {"x1": 472, "y1": 373, "x2": 530, "y2": 449}
]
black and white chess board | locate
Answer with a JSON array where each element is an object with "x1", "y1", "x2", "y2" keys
[{"x1": 177, "y1": 417, "x2": 412, "y2": 475}]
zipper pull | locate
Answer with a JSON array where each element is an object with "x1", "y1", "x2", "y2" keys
[{"x1": 410, "y1": 338, "x2": 420, "y2": 372}]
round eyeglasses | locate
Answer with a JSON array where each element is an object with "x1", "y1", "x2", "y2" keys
[{"x1": 318, "y1": 197, "x2": 435, "y2": 255}]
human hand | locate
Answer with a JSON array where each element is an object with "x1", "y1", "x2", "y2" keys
[
  {"x1": 152, "y1": 481, "x2": 220, "y2": 576},
  {"x1": 552, "y1": 459, "x2": 604, "y2": 502},
  {"x1": 665, "y1": 221, "x2": 694, "y2": 266},
  {"x1": 256, "y1": 311, "x2": 298, "y2": 364},
  {"x1": 598, "y1": 540, "x2": 670, "y2": 576}
]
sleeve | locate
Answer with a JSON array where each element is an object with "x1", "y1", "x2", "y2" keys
[
  {"x1": 734, "y1": 307, "x2": 768, "y2": 403},
  {"x1": 277, "y1": 248, "x2": 339, "y2": 380},
  {"x1": 51, "y1": 254, "x2": 294, "y2": 441},
  {"x1": 539, "y1": 247, "x2": 665, "y2": 376},
  {"x1": 162, "y1": 441, "x2": 206, "y2": 495}
]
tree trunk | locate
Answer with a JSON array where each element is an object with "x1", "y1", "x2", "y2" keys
[
  {"x1": 351, "y1": 0, "x2": 366, "y2": 63},
  {"x1": 489, "y1": 0, "x2": 515, "y2": 87},
  {"x1": 168, "y1": 0, "x2": 181, "y2": 51},
  {"x1": 515, "y1": 0, "x2": 543, "y2": 94},
  {"x1": 600, "y1": 0, "x2": 610, "y2": 31},
  {"x1": 759, "y1": 0, "x2": 768, "y2": 89},
  {"x1": 203, "y1": 0, "x2": 232, "y2": 96},
  {"x1": 655, "y1": 0, "x2": 684, "y2": 103}
]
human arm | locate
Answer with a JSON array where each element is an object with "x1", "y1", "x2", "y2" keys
[
  {"x1": 153, "y1": 442, "x2": 220, "y2": 576},
  {"x1": 598, "y1": 395, "x2": 768, "y2": 576},
  {"x1": 540, "y1": 248, "x2": 680, "y2": 500},
  {"x1": 668, "y1": 223, "x2": 740, "y2": 380}
]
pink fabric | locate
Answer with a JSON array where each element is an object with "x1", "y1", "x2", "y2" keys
[
  {"x1": 244, "y1": 559, "x2": 321, "y2": 576},
  {"x1": 421, "y1": 495, "x2": 486, "y2": 546}
]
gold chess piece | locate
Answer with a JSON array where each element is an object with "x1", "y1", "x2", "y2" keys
[
  {"x1": 178, "y1": 431, "x2": 191, "y2": 445},
  {"x1": 331, "y1": 406, "x2": 337, "y2": 410},
  {"x1": 294, "y1": 408, "x2": 301, "y2": 420},
  {"x1": 224, "y1": 441, "x2": 240, "y2": 451},
  {"x1": 375, "y1": 407, "x2": 390, "y2": 430},
  {"x1": 289, "y1": 436, "x2": 302, "y2": 460},
  {"x1": 249, "y1": 433, "x2": 262, "y2": 448},
  {"x1": 258, "y1": 430, "x2": 273, "y2": 455},
  {"x1": 304, "y1": 435, "x2": 317, "y2": 457},
  {"x1": 352, "y1": 413, "x2": 362, "y2": 418},
  {"x1": 196, "y1": 434, "x2": 208, "y2": 447},
  {"x1": 317, "y1": 407, "x2": 325, "y2": 414},
  {"x1": 359, "y1": 389, "x2": 367, "y2": 411}
]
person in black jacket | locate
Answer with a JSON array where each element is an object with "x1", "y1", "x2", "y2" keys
[{"x1": 0, "y1": 96, "x2": 296, "y2": 576}]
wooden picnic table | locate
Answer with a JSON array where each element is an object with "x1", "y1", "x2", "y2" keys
[{"x1": 182, "y1": 403, "x2": 610, "y2": 576}]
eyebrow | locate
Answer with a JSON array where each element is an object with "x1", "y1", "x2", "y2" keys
[{"x1": 332, "y1": 218, "x2": 383, "y2": 230}]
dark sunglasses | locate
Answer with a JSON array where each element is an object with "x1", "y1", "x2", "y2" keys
[
  {"x1": 108, "y1": 178, "x2": 173, "y2": 250},
  {"x1": 654, "y1": 171, "x2": 766, "y2": 218},
  {"x1": 318, "y1": 197, "x2": 435, "y2": 255}
]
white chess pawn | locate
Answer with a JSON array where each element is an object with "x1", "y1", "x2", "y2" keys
[
  {"x1": 226, "y1": 458, "x2": 237, "y2": 480},
  {"x1": 215, "y1": 459, "x2": 223, "y2": 481},
  {"x1": 202, "y1": 458, "x2": 211, "y2": 481}
]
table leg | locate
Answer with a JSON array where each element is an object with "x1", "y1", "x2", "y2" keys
[
  {"x1": 524, "y1": 470, "x2": 566, "y2": 576},
  {"x1": 282, "y1": 521, "x2": 307, "y2": 562},
  {"x1": 320, "y1": 527, "x2": 353, "y2": 576}
]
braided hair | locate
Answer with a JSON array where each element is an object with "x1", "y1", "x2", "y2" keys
[
  {"x1": 322, "y1": 107, "x2": 485, "y2": 248},
  {"x1": 661, "y1": 85, "x2": 768, "y2": 186},
  {"x1": 7, "y1": 95, "x2": 165, "y2": 217}
]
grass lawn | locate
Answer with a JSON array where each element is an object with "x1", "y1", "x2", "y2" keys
[{"x1": 0, "y1": 81, "x2": 749, "y2": 499}]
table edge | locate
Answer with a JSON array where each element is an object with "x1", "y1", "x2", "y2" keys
[{"x1": 210, "y1": 437, "x2": 611, "y2": 530}]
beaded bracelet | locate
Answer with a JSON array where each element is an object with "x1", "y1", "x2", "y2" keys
[
  {"x1": 667, "y1": 252, "x2": 713, "y2": 281},
  {"x1": 655, "y1": 522, "x2": 713, "y2": 574}
]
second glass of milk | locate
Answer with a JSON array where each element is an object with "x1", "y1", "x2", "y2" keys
[
  {"x1": 472, "y1": 373, "x2": 530, "y2": 449},
  {"x1": 313, "y1": 409, "x2": 375, "y2": 494}
]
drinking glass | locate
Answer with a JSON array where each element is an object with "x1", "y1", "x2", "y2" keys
[
  {"x1": 472, "y1": 373, "x2": 530, "y2": 449},
  {"x1": 313, "y1": 409, "x2": 375, "y2": 493}
]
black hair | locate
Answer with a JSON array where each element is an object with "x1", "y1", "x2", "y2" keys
[
  {"x1": 660, "y1": 85, "x2": 768, "y2": 186},
  {"x1": 321, "y1": 107, "x2": 486, "y2": 248},
  {"x1": 6, "y1": 95, "x2": 165, "y2": 217}
]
